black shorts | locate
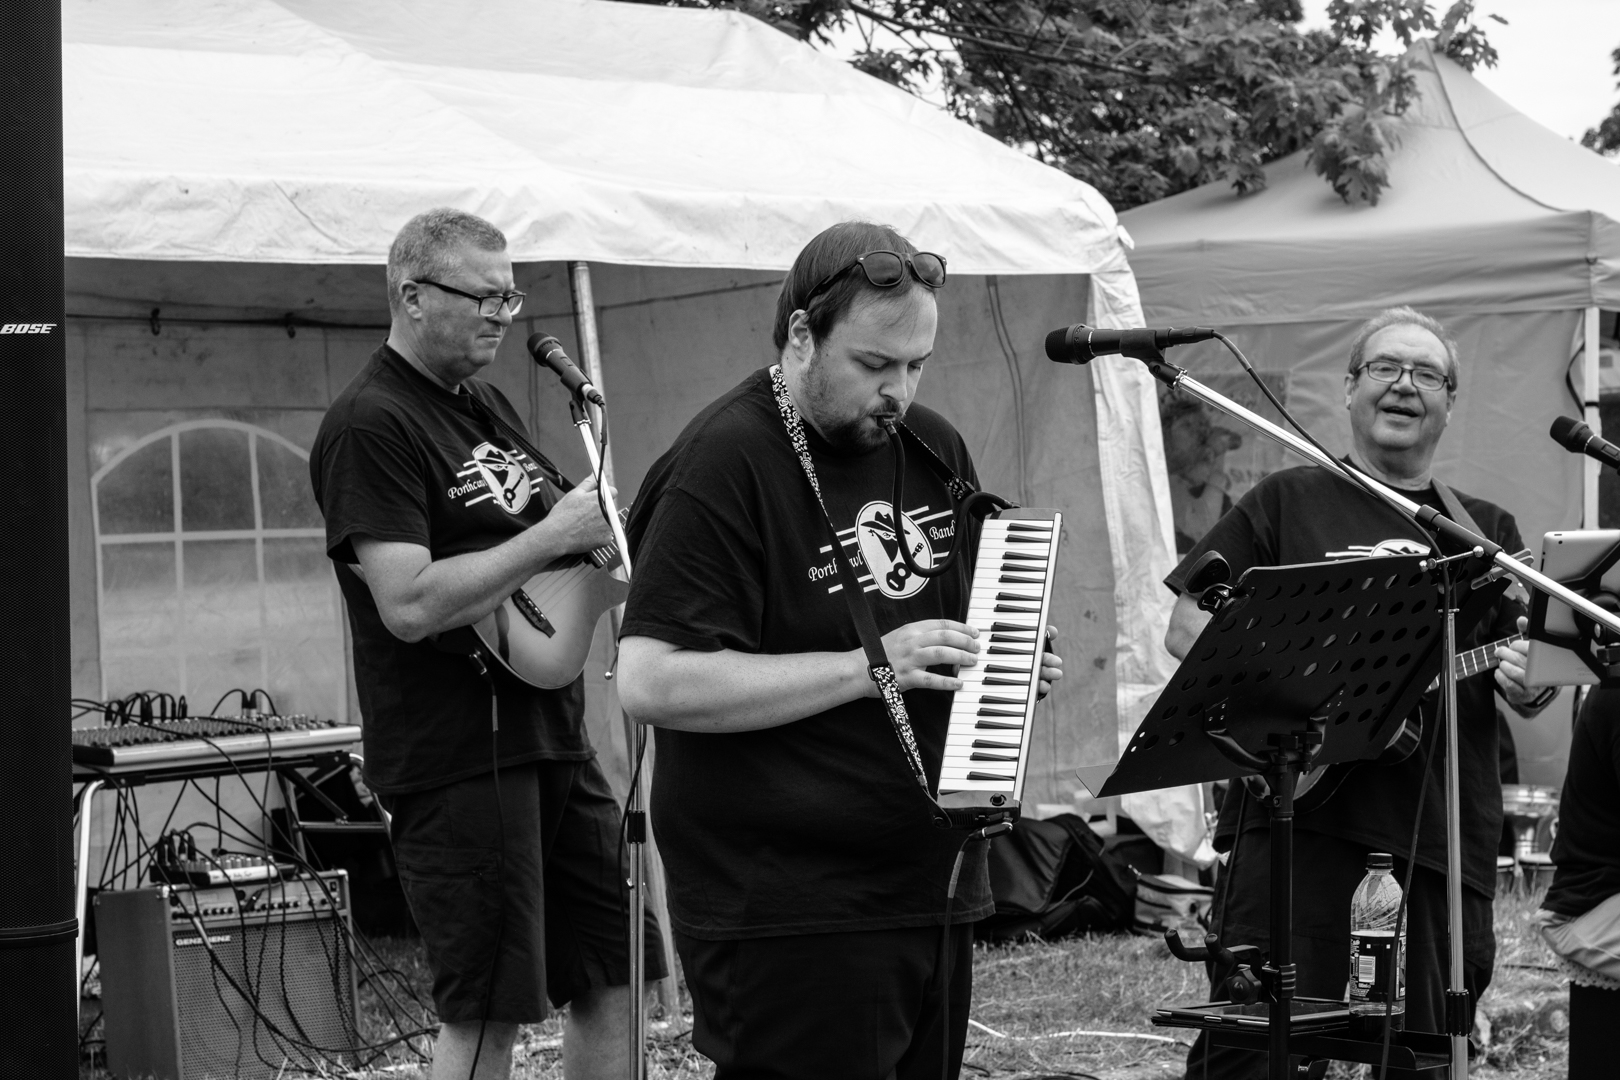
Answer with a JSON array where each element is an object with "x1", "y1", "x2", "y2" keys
[
  {"x1": 677, "y1": 923, "x2": 973, "y2": 1080},
  {"x1": 379, "y1": 758, "x2": 667, "y2": 1024}
]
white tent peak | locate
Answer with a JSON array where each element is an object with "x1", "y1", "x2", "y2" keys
[
  {"x1": 1120, "y1": 40, "x2": 1620, "y2": 322},
  {"x1": 63, "y1": 0, "x2": 1128, "y2": 274}
]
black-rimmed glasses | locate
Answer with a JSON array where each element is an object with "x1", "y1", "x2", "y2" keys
[
  {"x1": 416, "y1": 278, "x2": 526, "y2": 317},
  {"x1": 1354, "y1": 359, "x2": 1453, "y2": 392},
  {"x1": 802, "y1": 250, "x2": 948, "y2": 306}
]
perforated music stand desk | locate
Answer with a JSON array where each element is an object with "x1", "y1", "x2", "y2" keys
[{"x1": 1095, "y1": 554, "x2": 1502, "y2": 1079}]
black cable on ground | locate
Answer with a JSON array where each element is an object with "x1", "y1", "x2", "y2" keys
[{"x1": 466, "y1": 654, "x2": 506, "y2": 1080}]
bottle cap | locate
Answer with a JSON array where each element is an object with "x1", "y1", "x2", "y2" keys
[{"x1": 1367, "y1": 852, "x2": 1394, "y2": 871}]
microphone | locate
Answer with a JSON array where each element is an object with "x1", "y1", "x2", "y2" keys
[
  {"x1": 527, "y1": 333, "x2": 605, "y2": 406},
  {"x1": 1550, "y1": 415, "x2": 1620, "y2": 471},
  {"x1": 1044, "y1": 324, "x2": 1218, "y2": 364}
]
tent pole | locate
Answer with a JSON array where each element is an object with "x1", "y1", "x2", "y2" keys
[
  {"x1": 568, "y1": 261, "x2": 677, "y2": 1073},
  {"x1": 1585, "y1": 306, "x2": 1602, "y2": 528}
]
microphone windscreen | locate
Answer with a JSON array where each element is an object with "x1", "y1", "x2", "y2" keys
[
  {"x1": 1045, "y1": 326, "x2": 1079, "y2": 363},
  {"x1": 526, "y1": 332, "x2": 556, "y2": 358},
  {"x1": 1550, "y1": 415, "x2": 1591, "y2": 451}
]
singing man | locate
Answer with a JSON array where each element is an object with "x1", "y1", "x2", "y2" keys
[
  {"x1": 1164, "y1": 307, "x2": 1557, "y2": 1079},
  {"x1": 616, "y1": 221, "x2": 1062, "y2": 1079}
]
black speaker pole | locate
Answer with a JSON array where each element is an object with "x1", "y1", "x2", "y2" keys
[{"x1": 0, "y1": 2, "x2": 77, "y2": 1077}]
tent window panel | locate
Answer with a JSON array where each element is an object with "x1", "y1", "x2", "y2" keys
[
  {"x1": 258, "y1": 437, "x2": 323, "y2": 530},
  {"x1": 100, "y1": 541, "x2": 179, "y2": 648},
  {"x1": 262, "y1": 537, "x2": 339, "y2": 631},
  {"x1": 261, "y1": 538, "x2": 344, "y2": 717},
  {"x1": 179, "y1": 427, "x2": 255, "y2": 532},
  {"x1": 178, "y1": 537, "x2": 262, "y2": 657},
  {"x1": 92, "y1": 420, "x2": 346, "y2": 722},
  {"x1": 97, "y1": 438, "x2": 173, "y2": 534}
]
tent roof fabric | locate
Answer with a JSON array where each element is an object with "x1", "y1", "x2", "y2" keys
[
  {"x1": 1118, "y1": 42, "x2": 1620, "y2": 322},
  {"x1": 64, "y1": 0, "x2": 1128, "y2": 275}
]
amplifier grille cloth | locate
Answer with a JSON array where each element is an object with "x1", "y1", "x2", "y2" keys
[{"x1": 172, "y1": 917, "x2": 356, "y2": 1079}]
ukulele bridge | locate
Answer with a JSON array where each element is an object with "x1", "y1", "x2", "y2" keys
[{"x1": 511, "y1": 589, "x2": 556, "y2": 637}]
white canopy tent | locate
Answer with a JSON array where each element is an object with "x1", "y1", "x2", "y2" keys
[
  {"x1": 62, "y1": 0, "x2": 1191, "y2": 861},
  {"x1": 1120, "y1": 41, "x2": 1620, "y2": 785}
]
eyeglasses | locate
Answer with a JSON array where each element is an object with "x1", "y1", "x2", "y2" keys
[
  {"x1": 802, "y1": 250, "x2": 948, "y2": 306},
  {"x1": 1355, "y1": 359, "x2": 1453, "y2": 392},
  {"x1": 415, "y1": 278, "x2": 526, "y2": 317}
]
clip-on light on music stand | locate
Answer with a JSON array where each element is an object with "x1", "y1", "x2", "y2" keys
[{"x1": 1095, "y1": 553, "x2": 1503, "y2": 1079}]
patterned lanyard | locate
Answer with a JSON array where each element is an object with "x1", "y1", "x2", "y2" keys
[{"x1": 768, "y1": 365, "x2": 935, "y2": 799}]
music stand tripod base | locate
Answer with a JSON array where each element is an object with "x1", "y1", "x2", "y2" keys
[{"x1": 1099, "y1": 554, "x2": 1501, "y2": 1080}]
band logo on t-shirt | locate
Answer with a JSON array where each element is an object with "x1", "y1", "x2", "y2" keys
[
  {"x1": 804, "y1": 500, "x2": 950, "y2": 600},
  {"x1": 451, "y1": 442, "x2": 544, "y2": 514},
  {"x1": 1325, "y1": 538, "x2": 1431, "y2": 560}
]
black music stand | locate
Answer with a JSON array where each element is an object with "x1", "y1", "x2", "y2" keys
[{"x1": 1096, "y1": 553, "x2": 1502, "y2": 1080}]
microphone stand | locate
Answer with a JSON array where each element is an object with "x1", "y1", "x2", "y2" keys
[
  {"x1": 565, "y1": 392, "x2": 646, "y2": 1080},
  {"x1": 1090, "y1": 346, "x2": 1620, "y2": 1080}
]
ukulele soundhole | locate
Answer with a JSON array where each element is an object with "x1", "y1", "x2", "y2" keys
[{"x1": 511, "y1": 589, "x2": 556, "y2": 637}]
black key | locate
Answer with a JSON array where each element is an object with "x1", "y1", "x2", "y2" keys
[
  {"x1": 999, "y1": 574, "x2": 1046, "y2": 584},
  {"x1": 995, "y1": 603, "x2": 1041, "y2": 613},
  {"x1": 985, "y1": 665, "x2": 1027, "y2": 674},
  {"x1": 1006, "y1": 523, "x2": 1053, "y2": 532},
  {"x1": 978, "y1": 707, "x2": 1023, "y2": 717},
  {"x1": 990, "y1": 622, "x2": 1035, "y2": 633},
  {"x1": 971, "y1": 751, "x2": 1019, "y2": 762},
  {"x1": 978, "y1": 695, "x2": 1027, "y2": 705},
  {"x1": 997, "y1": 551, "x2": 1044, "y2": 562},
  {"x1": 1006, "y1": 535, "x2": 1049, "y2": 544},
  {"x1": 989, "y1": 645, "x2": 1035, "y2": 655},
  {"x1": 989, "y1": 632, "x2": 1037, "y2": 642},
  {"x1": 996, "y1": 592, "x2": 1041, "y2": 601},
  {"x1": 975, "y1": 719, "x2": 1023, "y2": 730},
  {"x1": 967, "y1": 770, "x2": 1015, "y2": 781},
  {"x1": 973, "y1": 739, "x2": 1020, "y2": 749},
  {"x1": 983, "y1": 676, "x2": 1031, "y2": 687}
]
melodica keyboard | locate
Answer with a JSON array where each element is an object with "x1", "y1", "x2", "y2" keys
[{"x1": 937, "y1": 508, "x2": 1061, "y2": 826}]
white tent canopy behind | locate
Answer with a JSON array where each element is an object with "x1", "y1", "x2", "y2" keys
[
  {"x1": 1121, "y1": 41, "x2": 1620, "y2": 788},
  {"x1": 62, "y1": 0, "x2": 1186, "y2": 844}
]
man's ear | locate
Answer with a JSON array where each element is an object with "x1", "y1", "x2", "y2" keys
[
  {"x1": 785, "y1": 309, "x2": 815, "y2": 363},
  {"x1": 398, "y1": 279, "x2": 427, "y2": 320},
  {"x1": 1343, "y1": 372, "x2": 1356, "y2": 412}
]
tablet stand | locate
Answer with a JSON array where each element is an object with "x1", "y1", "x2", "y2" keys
[{"x1": 1098, "y1": 552, "x2": 1502, "y2": 1080}]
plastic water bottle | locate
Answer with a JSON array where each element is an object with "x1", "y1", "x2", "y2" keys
[{"x1": 1347, "y1": 851, "x2": 1405, "y2": 1034}]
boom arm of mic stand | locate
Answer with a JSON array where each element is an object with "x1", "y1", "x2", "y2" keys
[{"x1": 1147, "y1": 360, "x2": 1620, "y2": 639}]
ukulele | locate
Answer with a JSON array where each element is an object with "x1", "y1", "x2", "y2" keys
[
  {"x1": 464, "y1": 508, "x2": 631, "y2": 688},
  {"x1": 347, "y1": 508, "x2": 630, "y2": 689}
]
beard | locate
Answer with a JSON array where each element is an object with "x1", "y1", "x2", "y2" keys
[{"x1": 801, "y1": 354, "x2": 900, "y2": 452}]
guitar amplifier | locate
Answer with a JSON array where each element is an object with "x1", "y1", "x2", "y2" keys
[{"x1": 95, "y1": 872, "x2": 358, "y2": 1080}]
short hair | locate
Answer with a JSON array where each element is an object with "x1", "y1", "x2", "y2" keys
[
  {"x1": 386, "y1": 208, "x2": 507, "y2": 311},
  {"x1": 1347, "y1": 306, "x2": 1460, "y2": 391},
  {"x1": 772, "y1": 221, "x2": 930, "y2": 352}
]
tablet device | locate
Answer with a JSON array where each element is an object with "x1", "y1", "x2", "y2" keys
[{"x1": 1524, "y1": 529, "x2": 1620, "y2": 687}]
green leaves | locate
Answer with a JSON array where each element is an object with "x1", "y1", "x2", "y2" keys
[{"x1": 647, "y1": 0, "x2": 1498, "y2": 209}]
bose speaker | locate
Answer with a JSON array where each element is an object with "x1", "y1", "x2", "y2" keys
[{"x1": 95, "y1": 872, "x2": 358, "y2": 1080}]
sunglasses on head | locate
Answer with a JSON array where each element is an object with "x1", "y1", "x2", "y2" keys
[{"x1": 802, "y1": 250, "x2": 948, "y2": 306}]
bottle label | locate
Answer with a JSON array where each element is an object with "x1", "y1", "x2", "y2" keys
[{"x1": 1347, "y1": 930, "x2": 1404, "y2": 1004}]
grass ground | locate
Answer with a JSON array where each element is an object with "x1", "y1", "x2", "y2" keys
[{"x1": 78, "y1": 884, "x2": 1572, "y2": 1079}]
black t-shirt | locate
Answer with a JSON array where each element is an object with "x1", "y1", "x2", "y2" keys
[
  {"x1": 310, "y1": 344, "x2": 590, "y2": 795},
  {"x1": 620, "y1": 367, "x2": 992, "y2": 940},
  {"x1": 1166, "y1": 464, "x2": 1525, "y2": 898},
  {"x1": 1545, "y1": 688, "x2": 1620, "y2": 917}
]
